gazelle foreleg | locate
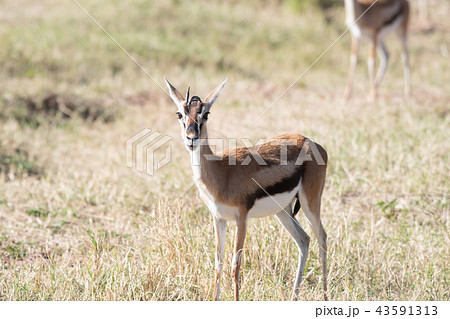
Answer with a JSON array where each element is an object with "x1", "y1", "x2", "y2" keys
[
  {"x1": 213, "y1": 218, "x2": 227, "y2": 301},
  {"x1": 344, "y1": 35, "x2": 360, "y2": 100},
  {"x1": 376, "y1": 40, "x2": 389, "y2": 87},
  {"x1": 275, "y1": 207, "x2": 310, "y2": 300},
  {"x1": 232, "y1": 213, "x2": 248, "y2": 301}
]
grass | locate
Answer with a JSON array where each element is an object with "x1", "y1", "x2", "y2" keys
[{"x1": 0, "y1": 0, "x2": 449, "y2": 300}]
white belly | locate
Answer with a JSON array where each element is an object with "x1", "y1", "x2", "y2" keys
[
  {"x1": 379, "y1": 15, "x2": 403, "y2": 39},
  {"x1": 248, "y1": 188, "x2": 297, "y2": 219},
  {"x1": 196, "y1": 180, "x2": 298, "y2": 221}
]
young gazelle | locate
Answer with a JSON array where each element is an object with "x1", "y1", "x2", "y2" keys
[
  {"x1": 344, "y1": 0, "x2": 411, "y2": 100},
  {"x1": 164, "y1": 78, "x2": 328, "y2": 301}
]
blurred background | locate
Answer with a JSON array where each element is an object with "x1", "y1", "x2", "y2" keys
[{"x1": 0, "y1": 0, "x2": 448, "y2": 300}]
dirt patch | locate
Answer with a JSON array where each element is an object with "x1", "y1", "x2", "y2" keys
[{"x1": 0, "y1": 94, "x2": 120, "y2": 127}]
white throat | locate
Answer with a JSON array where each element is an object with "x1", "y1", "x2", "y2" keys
[
  {"x1": 190, "y1": 143, "x2": 202, "y2": 180},
  {"x1": 344, "y1": 0, "x2": 356, "y2": 26}
]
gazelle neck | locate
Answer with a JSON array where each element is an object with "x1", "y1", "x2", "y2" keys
[{"x1": 189, "y1": 127, "x2": 224, "y2": 193}]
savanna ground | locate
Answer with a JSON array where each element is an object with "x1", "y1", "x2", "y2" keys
[{"x1": 0, "y1": 0, "x2": 449, "y2": 301}]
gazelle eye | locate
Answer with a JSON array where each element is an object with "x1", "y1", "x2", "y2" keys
[
  {"x1": 203, "y1": 112, "x2": 210, "y2": 120},
  {"x1": 176, "y1": 112, "x2": 183, "y2": 119}
]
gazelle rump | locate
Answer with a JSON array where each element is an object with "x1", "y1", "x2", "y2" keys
[
  {"x1": 344, "y1": 0, "x2": 411, "y2": 100},
  {"x1": 164, "y1": 78, "x2": 328, "y2": 301}
]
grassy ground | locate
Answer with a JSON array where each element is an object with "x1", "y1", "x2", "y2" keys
[{"x1": 0, "y1": 0, "x2": 449, "y2": 300}]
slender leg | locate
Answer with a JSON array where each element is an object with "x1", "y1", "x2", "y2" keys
[
  {"x1": 275, "y1": 208, "x2": 310, "y2": 300},
  {"x1": 368, "y1": 34, "x2": 378, "y2": 100},
  {"x1": 232, "y1": 213, "x2": 248, "y2": 301},
  {"x1": 344, "y1": 35, "x2": 360, "y2": 100},
  {"x1": 399, "y1": 36, "x2": 411, "y2": 97},
  {"x1": 298, "y1": 191, "x2": 328, "y2": 301},
  {"x1": 299, "y1": 160, "x2": 328, "y2": 300},
  {"x1": 213, "y1": 218, "x2": 227, "y2": 301},
  {"x1": 376, "y1": 40, "x2": 389, "y2": 87}
]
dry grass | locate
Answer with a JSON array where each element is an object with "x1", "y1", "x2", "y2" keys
[{"x1": 0, "y1": 0, "x2": 449, "y2": 300}]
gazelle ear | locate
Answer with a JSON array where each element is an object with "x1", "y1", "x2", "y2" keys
[
  {"x1": 164, "y1": 77, "x2": 184, "y2": 108},
  {"x1": 204, "y1": 78, "x2": 228, "y2": 107}
]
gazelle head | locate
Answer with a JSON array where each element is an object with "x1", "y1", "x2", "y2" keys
[{"x1": 164, "y1": 78, "x2": 227, "y2": 151}]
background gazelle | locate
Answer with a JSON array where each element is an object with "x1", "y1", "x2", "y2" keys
[
  {"x1": 344, "y1": 0, "x2": 411, "y2": 100},
  {"x1": 165, "y1": 78, "x2": 328, "y2": 301}
]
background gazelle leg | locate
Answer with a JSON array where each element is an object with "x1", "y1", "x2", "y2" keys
[{"x1": 275, "y1": 208, "x2": 310, "y2": 300}]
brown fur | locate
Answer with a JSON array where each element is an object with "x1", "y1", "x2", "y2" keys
[
  {"x1": 354, "y1": 0, "x2": 405, "y2": 31},
  {"x1": 357, "y1": 0, "x2": 397, "y2": 5},
  {"x1": 197, "y1": 131, "x2": 327, "y2": 210}
]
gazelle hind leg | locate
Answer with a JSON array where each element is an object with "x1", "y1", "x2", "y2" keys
[
  {"x1": 275, "y1": 207, "x2": 310, "y2": 300},
  {"x1": 298, "y1": 188, "x2": 328, "y2": 301},
  {"x1": 376, "y1": 40, "x2": 389, "y2": 87},
  {"x1": 400, "y1": 36, "x2": 411, "y2": 97},
  {"x1": 299, "y1": 158, "x2": 328, "y2": 300}
]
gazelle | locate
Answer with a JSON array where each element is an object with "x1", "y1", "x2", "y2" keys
[
  {"x1": 164, "y1": 78, "x2": 328, "y2": 301},
  {"x1": 344, "y1": 0, "x2": 411, "y2": 100}
]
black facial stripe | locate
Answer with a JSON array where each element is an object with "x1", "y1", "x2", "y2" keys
[
  {"x1": 189, "y1": 96, "x2": 202, "y2": 103},
  {"x1": 182, "y1": 95, "x2": 206, "y2": 129},
  {"x1": 184, "y1": 96, "x2": 203, "y2": 113},
  {"x1": 186, "y1": 123, "x2": 197, "y2": 134}
]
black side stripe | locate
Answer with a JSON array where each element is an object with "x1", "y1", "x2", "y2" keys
[
  {"x1": 382, "y1": 4, "x2": 404, "y2": 28},
  {"x1": 293, "y1": 193, "x2": 301, "y2": 217},
  {"x1": 246, "y1": 164, "x2": 305, "y2": 211}
]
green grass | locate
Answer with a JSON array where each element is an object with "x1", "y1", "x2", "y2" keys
[{"x1": 0, "y1": 0, "x2": 449, "y2": 300}]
